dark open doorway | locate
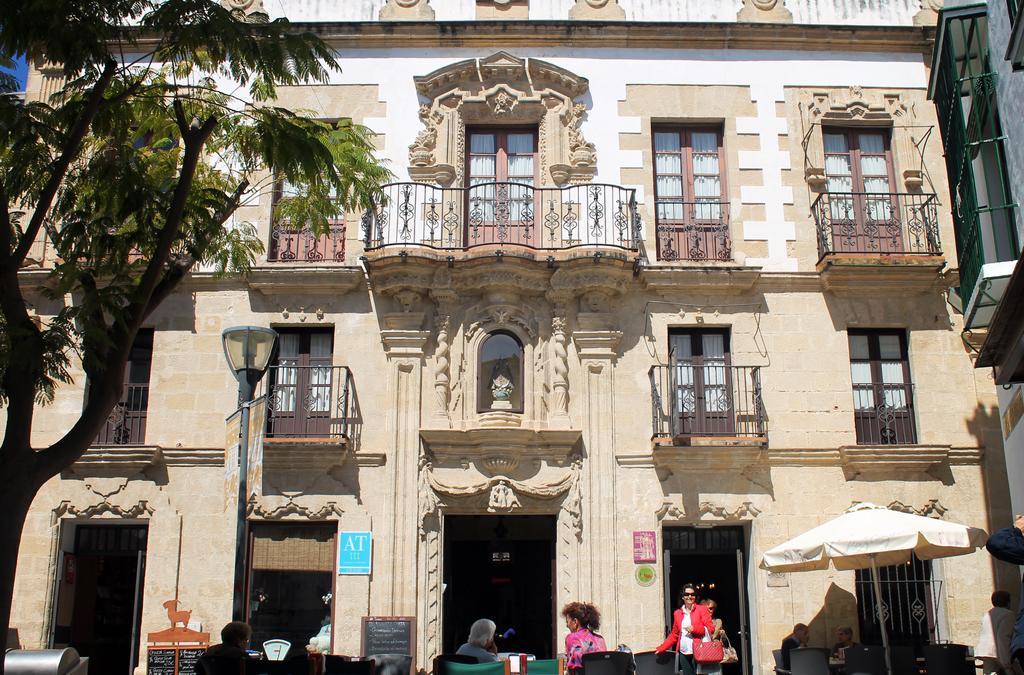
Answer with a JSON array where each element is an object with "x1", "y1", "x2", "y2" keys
[
  {"x1": 663, "y1": 526, "x2": 751, "y2": 675},
  {"x1": 443, "y1": 515, "x2": 556, "y2": 658},
  {"x1": 52, "y1": 523, "x2": 149, "y2": 675}
]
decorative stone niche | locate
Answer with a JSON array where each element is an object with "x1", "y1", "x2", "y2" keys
[
  {"x1": 379, "y1": 0, "x2": 435, "y2": 20},
  {"x1": 476, "y1": 0, "x2": 529, "y2": 20},
  {"x1": 408, "y1": 52, "x2": 597, "y2": 187},
  {"x1": 800, "y1": 87, "x2": 924, "y2": 192},
  {"x1": 568, "y1": 0, "x2": 626, "y2": 20},
  {"x1": 737, "y1": 0, "x2": 793, "y2": 23}
]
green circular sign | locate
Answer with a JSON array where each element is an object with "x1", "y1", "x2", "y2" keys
[{"x1": 635, "y1": 564, "x2": 657, "y2": 587}]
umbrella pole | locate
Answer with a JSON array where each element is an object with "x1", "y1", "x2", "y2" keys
[{"x1": 871, "y1": 556, "x2": 894, "y2": 675}]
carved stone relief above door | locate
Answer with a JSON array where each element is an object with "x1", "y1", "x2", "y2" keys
[{"x1": 409, "y1": 52, "x2": 597, "y2": 186}]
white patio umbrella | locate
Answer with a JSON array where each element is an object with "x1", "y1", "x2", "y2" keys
[{"x1": 760, "y1": 503, "x2": 988, "y2": 675}]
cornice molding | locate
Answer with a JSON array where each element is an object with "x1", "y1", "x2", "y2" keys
[
  {"x1": 246, "y1": 265, "x2": 365, "y2": 295},
  {"x1": 278, "y1": 21, "x2": 935, "y2": 53}
]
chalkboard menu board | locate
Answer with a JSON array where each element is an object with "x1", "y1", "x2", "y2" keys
[
  {"x1": 146, "y1": 645, "x2": 207, "y2": 675},
  {"x1": 361, "y1": 616, "x2": 416, "y2": 666},
  {"x1": 178, "y1": 647, "x2": 205, "y2": 675},
  {"x1": 147, "y1": 648, "x2": 176, "y2": 675}
]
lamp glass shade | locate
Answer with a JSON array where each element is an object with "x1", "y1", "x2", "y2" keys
[{"x1": 222, "y1": 326, "x2": 278, "y2": 374}]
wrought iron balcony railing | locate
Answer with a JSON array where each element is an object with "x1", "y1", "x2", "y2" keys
[
  {"x1": 267, "y1": 221, "x2": 345, "y2": 263},
  {"x1": 362, "y1": 182, "x2": 640, "y2": 252},
  {"x1": 853, "y1": 382, "x2": 917, "y2": 445},
  {"x1": 812, "y1": 192, "x2": 941, "y2": 259},
  {"x1": 95, "y1": 383, "x2": 149, "y2": 446},
  {"x1": 649, "y1": 362, "x2": 765, "y2": 439},
  {"x1": 257, "y1": 365, "x2": 352, "y2": 440},
  {"x1": 654, "y1": 200, "x2": 731, "y2": 262}
]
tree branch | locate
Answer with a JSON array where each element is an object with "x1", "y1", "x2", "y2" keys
[{"x1": 6, "y1": 59, "x2": 117, "y2": 270}]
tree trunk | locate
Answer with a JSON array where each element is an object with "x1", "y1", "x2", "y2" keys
[{"x1": 0, "y1": 461, "x2": 39, "y2": 675}]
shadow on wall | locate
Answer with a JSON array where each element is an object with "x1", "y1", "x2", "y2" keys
[
  {"x1": 805, "y1": 582, "x2": 860, "y2": 651},
  {"x1": 966, "y1": 398, "x2": 1019, "y2": 597}
]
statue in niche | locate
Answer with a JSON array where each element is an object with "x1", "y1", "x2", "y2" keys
[{"x1": 489, "y1": 358, "x2": 515, "y2": 410}]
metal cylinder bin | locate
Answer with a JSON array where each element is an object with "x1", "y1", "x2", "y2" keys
[{"x1": 4, "y1": 649, "x2": 89, "y2": 675}]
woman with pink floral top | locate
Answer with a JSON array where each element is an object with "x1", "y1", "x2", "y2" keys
[{"x1": 562, "y1": 601, "x2": 607, "y2": 675}]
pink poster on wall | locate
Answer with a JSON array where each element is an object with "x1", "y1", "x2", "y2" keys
[{"x1": 633, "y1": 530, "x2": 657, "y2": 563}]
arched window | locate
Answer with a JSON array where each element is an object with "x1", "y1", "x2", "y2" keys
[{"x1": 478, "y1": 331, "x2": 524, "y2": 413}]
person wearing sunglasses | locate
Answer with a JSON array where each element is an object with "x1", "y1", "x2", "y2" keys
[{"x1": 653, "y1": 583, "x2": 715, "y2": 675}]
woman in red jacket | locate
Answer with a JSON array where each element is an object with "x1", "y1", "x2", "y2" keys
[{"x1": 654, "y1": 583, "x2": 716, "y2": 675}]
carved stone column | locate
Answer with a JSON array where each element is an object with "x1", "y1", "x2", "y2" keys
[
  {"x1": 572, "y1": 310, "x2": 623, "y2": 640},
  {"x1": 378, "y1": 298, "x2": 430, "y2": 623},
  {"x1": 430, "y1": 291, "x2": 457, "y2": 425},
  {"x1": 547, "y1": 291, "x2": 572, "y2": 427}
]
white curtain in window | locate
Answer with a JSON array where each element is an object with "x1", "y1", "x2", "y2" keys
[
  {"x1": 674, "y1": 337, "x2": 695, "y2": 414},
  {"x1": 878, "y1": 335, "x2": 907, "y2": 408},
  {"x1": 274, "y1": 334, "x2": 300, "y2": 413},
  {"x1": 849, "y1": 334, "x2": 874, "y2": 410},
  {"x1": 308, "y1": 334, "x2": 333, "y2": 414},
  {"x1": 702, "y1": 334, "x2": 729, "y2": 412}
]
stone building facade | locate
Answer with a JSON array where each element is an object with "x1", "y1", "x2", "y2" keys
[{"x1": 8, "y1": 1, "x2": 1016, "y2": 674}]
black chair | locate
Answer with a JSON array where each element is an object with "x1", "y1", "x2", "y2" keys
[
  {"x1": 789, "y1": 648, "x2": 830, "y2": 675},
  {"x1": 197, "y1": 656, "x2": 245, "y2": 675},
  {"x1": 889, "y1": 646, "x2": 916, "y2": 675},
  {"x1": 772, "y1": 649, "x2": 790, "y2": 675},
  {"x1": 632, "y1": 651, "x2": 676, "y2": 675},
  {"x1": 922, "y1": 644, "x2": 972, "y2": 675},
  {"x1": 434, "y1": 655, "x2": 479, "y2": 674},
  {"x1": 369, "y1": 653, "x2": 413, "y2": 675},
  {"x1": 325, "y1": 657, "x2": 375, "y2": 675},
  {"x1": 247, "y1": 660, "x2": 307, "y2": 675},
  {"x1": 843, "y1": 646, "x2": 886, "y2": 675},
  {"x1": 582, "y1": 651, "x2": 633, "y2": 675}
]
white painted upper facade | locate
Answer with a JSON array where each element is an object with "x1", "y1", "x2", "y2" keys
[{"x1": 265, "y1": 0, "x2": 931, "y2": 25}]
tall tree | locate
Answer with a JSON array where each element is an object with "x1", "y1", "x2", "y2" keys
[{"x1": 0, "y1": 0, "x2": 390, "y2": 658}]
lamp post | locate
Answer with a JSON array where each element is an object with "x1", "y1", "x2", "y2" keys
[{"x1": 222, "y1": 326, "x2": 278, "y2": 621}]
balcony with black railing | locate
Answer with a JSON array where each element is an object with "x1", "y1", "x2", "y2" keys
[
  {"x1": 362, "y1": 182, "x2": 640, "y2": 253},
  {"x1": 654, "y1": 200, "x2": 731, "y2": 262},
  {"x1": 812, "y1": 192, "x2": 941, "y2": 260},
  {"x1": 267, "y1": 220, "x2": 346, "y2": 263},
  {"x1": 257, "y1": 365, "x2": 352, "y2": 442},
  {"x1": 649, "y1": 362, "x2": 766, "y2": 442},
  {"x1": 95, "y1": 383, "x2": 149, "y2": 446},
  {"x1": 853, "y1": 382, "x2": 917, "y2": 445}
]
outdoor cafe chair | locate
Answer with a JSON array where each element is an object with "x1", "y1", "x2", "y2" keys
[
  {"x1": 197, "y1": 656, "x2": 245, "y2": 675},
  {"x1": 632, "y1": 651, "x2": 675, "y2": 675},
  {"x1": 527, "y1": 658, "x2": 565, "y2": 675},
  {"x1": 433, "y1": 655, "x2": 482, "y2": 675},
  {"x1": 582, "y1": 651, "x2": 633, "y2": 675},
  {"x1": 889, "y1": 646, "x2": 916, "y2": 675},
  {"x1": 772, "y1": 649, "x2": 790, "y2": 675},
  {"x1": 789, "y1": 647, "x2": 830, "y2": 675},
  {"x1": 922, "y1": 644, "x2": 972, "y2": 675},
  {"x1": 842, "y1": 646, "x2": 886, "y2": 675},
  {"x1": 246, "y1": 659, "x2": 308, "y2": 675},
  {"x1": 369, "y1": 654, "x2": 414, "y2": 675},
  {"x1": 325, "y1": 656, "x2": 375, "y2": 675},
  {"x1": 436, "y1": 660, "x2": 510, "y2": 675}
]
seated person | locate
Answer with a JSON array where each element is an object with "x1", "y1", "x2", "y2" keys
[
  {"x1": 204, "y1": 621, "x2": 254, "y2": 659},
  {"x1": 780, "y1": 623, "x2": 809, "y2": 670},
  {"x1": 831, "y1": 626, "x2": 858, "y2": 658},
  {"x1": 456, "y1": 619, "x2": 500, "y2": 663}
]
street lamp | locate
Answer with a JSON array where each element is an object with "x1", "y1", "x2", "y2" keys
[{"x1": 221, "y1": 325, "x2": 278, "y2": 621}]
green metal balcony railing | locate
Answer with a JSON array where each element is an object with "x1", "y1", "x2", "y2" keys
[{"x1": 932, "y1": 10, "x2": 1019, "y2": 307}]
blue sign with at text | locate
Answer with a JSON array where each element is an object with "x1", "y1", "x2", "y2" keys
[{"x1": 338, "y1": 531, "x2": 372, "y2": 575}]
